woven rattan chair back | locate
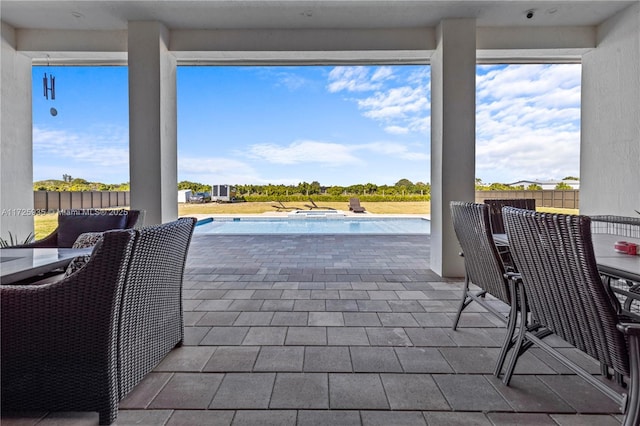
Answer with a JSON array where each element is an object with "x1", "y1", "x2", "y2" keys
[
  {"x1": 502, "y1": 207, "x2": 630, "y2": 377},
  {"x1": 484, "y1": 199, "x2": 536, "y2": 234},
  {"x1": 118, "y1": 217, "x2": 197, "y2": 398},
  {"x1": 450, "y1": 202, "x2": 510, "y2": 304}
]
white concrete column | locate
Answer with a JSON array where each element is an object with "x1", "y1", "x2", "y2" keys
[
  {"x1": 580, "y1": 3, "x2": 640, "y2": 216},
  {"x1": 128, "y1": 21, "x2": 178, "y2": 225},
  {"x1": 1, "y1": 22, "x2": 35, "y2": 241},
  {"x1": 430, "y1": 19, "x2": 477, "y2": 277}
]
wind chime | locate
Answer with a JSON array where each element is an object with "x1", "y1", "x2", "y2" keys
[{"x1": 43, "y1": 71, "x2": 57, "y2": 116}]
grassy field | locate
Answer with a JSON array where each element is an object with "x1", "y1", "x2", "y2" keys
[{"x1": 32, "y1": 202, "x2": 578, "y2": 239}]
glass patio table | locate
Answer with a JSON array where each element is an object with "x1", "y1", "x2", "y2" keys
[{"x1": 0, "y1": 247, "x2": 92, "y2": 285}]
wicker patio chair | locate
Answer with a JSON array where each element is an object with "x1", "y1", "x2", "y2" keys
[
  {"x1": 450, "y1": 201, "x2": 517, "y2": 376},
  {"x1": 484, "y1": 199, "x2": 536, "y2": 234},
  {"x1": 117, "y1": 217, "x2": 197, "y2": 398},
  {"x1": 501, "y1": 207, "x2": 640, "y2": 426},
  {"x1": 483, "y1": 199, "x2": 535, "y2": 269},
  {"x1": 1, "y1": 229, "x2": 136, "y2": 425},
  {"x1": 13, "y1": 209, "x2": 141, "y2": 248}
]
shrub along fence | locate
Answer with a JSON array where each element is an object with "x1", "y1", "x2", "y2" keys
[
  {"x1": 477, "y1": 190, "x2": 579, "y2": 209},
  {"x1": 34, "y1": 191, "x2": 130, "y2": 211}
]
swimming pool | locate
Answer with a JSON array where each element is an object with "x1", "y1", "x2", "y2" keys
[{"x1": 194, "y1": 217, "x2": 430, "y2": 235}]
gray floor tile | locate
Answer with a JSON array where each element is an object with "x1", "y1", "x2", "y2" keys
[
  {"x1": 309, "y1": 311, "x2": 344, "y2": 326},
  {"x1": 261, "y1": 300, "x2": 295, "y2": 311},
  {"x1": 242, "y1": 327, "x2": 287, "y2": 345},
  {"x1": 271, "y1": 311, "x2": 308, "y2": 326},
  {"x1": 486, "y1": 412, "x2": 557, "y2": 425},
  {"x1": 439, "y1": 347, "x2": 499, "y2": 374},
  {"x1": 203, "y1": 346, "x2": 260, "y2": 372},
  {"x1": 432, "y1": 374, "x2": 511, "y2": 411},
  {"x1": 351, "y1": 347, "x2": 403, "y2": 372},
  {"x1": 423, "y1": 411, "x2": 491, "y2": 425},
  {"x1": 381, "y1": 373, "x2": 450, "y2": 410},
  {"x1": 378, "y1": 312, "x2": 420, "y2": 327},
  {"x1": 154, "y1": 346, "x2": 215, "y2": 372},
  {"x1": 117, "y1": 410, "x2": 173, "y2": 425},
  {"x1": 254, "y1": 346, "x2": 304, "y2": 372},
  {"x1": 537, "y1": 375, "x2": 621, "y2": 413},
  {"x1": 365, "y1": 327, "x2": 412, "y2": 346},
  {"x1": 234, "y1": 312, "x2": 275, "y2": 326},
  {"x1": 361, "y1": 411, "x2": 427, "y2": 426},
  {"x1": 285, "y1": 326, "x2": 327, "y2": 345},
  {"x1": 327, "y1": 327, "x2": 370, "y2": 346},
  {"x1": 326, "y1": 299, "x2": 359, "y2": 312},
  {"x1": 329, "y1": 373, "x2": 389, "y2": 409},
  {"x1": 149, "y1": 373, "x2": 224, "y2": 409},
  {"x1": 549, "y1": 414, "x2": 623, "y2": 426},
  {"x1": 166, "y1": 410, "x2": 235, "y2": 426},
  {"x1": 304, "y1": 346, "x2": 353, "y2": 372},
  {"x1": 269, "y1": 373, "x2": 329, "y2": 409},
  {"x1": 231, "y1": 410, "x2": 297, "y2": 426},
  {"x1": 119, "y1": 372, "x2": 173, "y2": 409},
  {"x1": 196, "y1": 311, "x2": 241, "y2": 326},
  {"x1": 343, "y1": 312, "x2": 382, "y2": 327},
  {"x1": 404, "y1": 327, "x2": 457, "y2": 347},
  {"x1": 395, "y1": 347, "x2": 454, "y2": 373},
  {"x1": 297, "y1": 410, "x2": 361, "y2": 426},
  {"x1": 200, "y1": 326, "x2": 249, "y2": 345},
  {"x1": 209, "y1": 373, "x2": 275, "y2": 409}
]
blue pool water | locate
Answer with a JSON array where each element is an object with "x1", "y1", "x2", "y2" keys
[{"x1": 194, "y1": 217, "x2": 430, "y2": 235}]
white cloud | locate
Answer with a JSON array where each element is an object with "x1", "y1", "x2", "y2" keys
[
  {"x1": 33, "y1": 126, "x2": 129, "y2": 168},
  {"x1": 328, "y1": 66, "x2": 431, "y2": 136},
  {"x1": 475, "y1": 64, "x2": 582, "y2": 182},
  {"x1": 327, "y1": 66, "x2": 393, "y2": 93}
]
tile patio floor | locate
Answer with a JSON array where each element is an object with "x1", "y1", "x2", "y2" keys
[{"x1": 2, "y1": 234, "x2": 626, "y2": 425}]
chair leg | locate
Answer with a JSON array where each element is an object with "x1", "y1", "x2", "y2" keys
[
  {"x1": 452, "y1": 275, "x2": 471, "y2": 331},
  {"x1": 494, "y1": 283, "x2": 518, "y2": 377},
  {"x1": 623, "y1": 334, "x2": 640, "y2": 426},
  {"x1": 502, "y1": 280, "x2": 528, "y2": 386}
]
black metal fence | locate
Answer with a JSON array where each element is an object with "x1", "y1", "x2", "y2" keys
[
  {"x1": 477, "y1": 190, "x2": 579, "y2": 209},
  {"x1": 34, "y1": 191, "x2": 130, "y2": 211}
]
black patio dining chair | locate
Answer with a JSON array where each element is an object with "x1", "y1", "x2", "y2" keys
[
  {"x1": 501, "y1": 207, "x2": 640, "y2": 426},
  {"x1": 449, "y1": 201, "x2": 517, "y2": 377}
]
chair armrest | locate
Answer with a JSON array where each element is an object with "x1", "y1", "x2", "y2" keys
[{"x1": 617, "y1": 322, "x2": 640, "y2": 336}]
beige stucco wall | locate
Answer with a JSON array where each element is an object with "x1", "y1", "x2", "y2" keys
[
  {"x1": 1, "y1": 22, "x2": 35, "y2": 241},
  {"x1": 580, "y1": 3, "x2": 640, "y2": 216}
]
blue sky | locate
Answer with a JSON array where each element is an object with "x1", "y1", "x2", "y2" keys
[{"x1": 32, "y1": 63, "x2": 581, "y2": 186}]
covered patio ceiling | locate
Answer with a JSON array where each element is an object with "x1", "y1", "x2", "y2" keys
[{"x1": 2, "y1": 1, "x2": 633, "y2": 30}]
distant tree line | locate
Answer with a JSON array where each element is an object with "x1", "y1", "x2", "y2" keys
[
  {"x1": 34, "y1": 177, "x2": 130, "y2": 192},
  {"x1": 34, "y1": 175, "x2": 578, "y2": 197}
]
